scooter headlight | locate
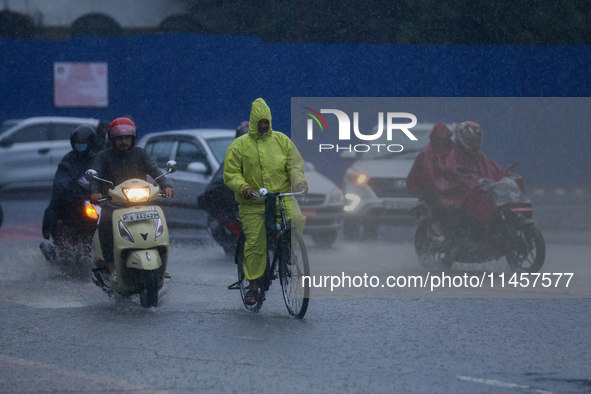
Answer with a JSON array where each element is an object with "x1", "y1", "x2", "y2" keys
[
  {"x1": 118, "y1": 221, "x2": 134, "y2": 243},
  {"x1": 122, "y1": 187, "x2": 150, "y2": 203},
  {"x1": 154, "y1": 217, "x2": 164, "y2": 240}
]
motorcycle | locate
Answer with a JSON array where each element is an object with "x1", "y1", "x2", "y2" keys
[
  {"x1": 412, "y1": 161, "x2": 546, "y2": 273},
  {"x1": 197, "y1": 164, "x2": 242, "y2": 256},
  {"x1": 86, "y1": 160, "x2": 177, "y2": 308},
  {"x1": 39, "y1": 162, "x2": 100, "y2": 275}
]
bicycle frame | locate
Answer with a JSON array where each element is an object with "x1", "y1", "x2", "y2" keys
[{"x1": 229, "y1": 188, "x2": 310, "y2": 317}]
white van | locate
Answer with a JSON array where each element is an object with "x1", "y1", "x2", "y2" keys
[{"x1": 340, "y1": 122, "x2": 455, "y2": 239}]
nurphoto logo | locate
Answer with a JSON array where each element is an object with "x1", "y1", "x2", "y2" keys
[{"x1": 303, "y1": 108, "x2": 418, "y2": 153}]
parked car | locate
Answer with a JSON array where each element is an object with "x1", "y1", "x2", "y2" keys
[
  {"x1": 136, "y1": 128, "x2": 236, "y2": 227},
  {"x1": 340, "y1": 122, "x2": 454, "y2": 239},
  {"x1": 137, "y1": 129, "x2": 345, "y2": 246},
  {"x1": 0, "y1": 117, "x2": 99, "y2": 190},
  {"x1": 300, "y1": 161, "x2": 344, "y2": 246}
]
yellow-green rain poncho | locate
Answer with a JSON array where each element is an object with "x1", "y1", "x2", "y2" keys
[{"x1": 224, "y1": 98, "x2": 307, "y2": 280}]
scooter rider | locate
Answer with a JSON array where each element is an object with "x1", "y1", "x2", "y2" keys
[
  {"x1": 89, "y1": 117, "x2": 175, "y2": 283},
  {"x1": 40, "y1": 124, "x2": 98, "y2": 258}
]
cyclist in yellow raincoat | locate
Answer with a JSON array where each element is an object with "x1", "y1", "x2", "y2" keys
[{"x1": 224, "y1": 98, "x2": 308, "y2": 305}]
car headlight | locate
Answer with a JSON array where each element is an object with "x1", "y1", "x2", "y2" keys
[
  {"x1": 122, "y1": 187, "x2": 150, "y2": 202},
  {"x1": 329, "y1": 188, "x2": 344, "y2": 203},
  {"x1": 344, "y1": 193, "x2": 361, "y2": 211},
  {"x1": 346, "y1": 170, "x2": 369, "y2": 185}
]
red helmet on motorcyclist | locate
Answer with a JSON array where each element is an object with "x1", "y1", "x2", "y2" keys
[
  {"x1": 108, "y1": 117, "x2": 137, "y2": 148},
  {"x1": 455, "y1": 121, "x2": 483, "y2": 155}
]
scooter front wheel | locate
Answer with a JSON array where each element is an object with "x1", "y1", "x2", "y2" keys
[{"x1": 134, "y1": 269, "x2": 159, "y2": 308}]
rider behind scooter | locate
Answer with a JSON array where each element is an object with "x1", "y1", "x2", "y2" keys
[
  {"x1": 89, "y1": 117, "x2": 175, "y2": 284},
  {"x1": 40, "y1": 125, "x2": 98, "y2": 261}
]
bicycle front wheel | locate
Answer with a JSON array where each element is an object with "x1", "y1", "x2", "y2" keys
[{"x1": 279, "y1": 227, "x2": 310, "y2": 318}]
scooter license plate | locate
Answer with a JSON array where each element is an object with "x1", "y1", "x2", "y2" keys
[{"x1": 123, "y1": 211, "x2": 159, "y2": 223}]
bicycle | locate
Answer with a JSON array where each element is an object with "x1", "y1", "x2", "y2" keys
[{"x1": 228, "y1": 188, "x2": 310, "y2": 318}]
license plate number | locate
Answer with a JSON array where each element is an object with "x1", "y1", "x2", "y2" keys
[
  {"x1": 383, "y1": 201, "x2": 400, "y2": 210},
  {"x1": 301, "y1": 209, "x2": 318, "y2": 218},
  {"x1": 123, "y1": 211, "x2": 159, "y2": 223}
]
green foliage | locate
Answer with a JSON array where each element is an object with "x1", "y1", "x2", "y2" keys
[{"x1": 185, "y1": 0, "x2": 591, "y2": 45}]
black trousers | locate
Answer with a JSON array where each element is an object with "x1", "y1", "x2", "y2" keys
[{"x1": 98, "y1": 205, "x2": 115, "y2": 262}]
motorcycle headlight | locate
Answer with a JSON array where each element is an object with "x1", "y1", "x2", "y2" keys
[
  {"x1": 118, "y1": 221, "x2": 134, "y2": 243},
  {"x1": 154, "y1": 217, "x2": 164, "y2": 240},
  {"x1": 122, "y1": 187, "x2": 150, "y2": 203}
]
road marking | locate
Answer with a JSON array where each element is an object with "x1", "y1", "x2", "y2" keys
[
  {"x1": 0, "y1": 353, "x2": 173, "y2": 393},
  {"x1": 238, "y1": 336, "x2": 264, "y2": 340},
  {"x1": 0, "y1": 223, "x2": 44, "y2": 241},
  {"x1": 458, "y1": 376, "x2": 553, "y2": 394},
  {"x1": 4, "y1": 296, "x2": 85, "y2": 309}
]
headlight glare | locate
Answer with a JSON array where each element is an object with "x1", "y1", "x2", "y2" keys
[{"x1": 122, "y1": 187, "x2": 150, "y2": 202}]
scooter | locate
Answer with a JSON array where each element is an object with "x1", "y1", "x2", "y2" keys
[
  {"x1": 86, "y1": 160, "x2": 177, "y2": 307},
  {"x1": 412, "y1": 161, "x2": 546, "y2": 273}
]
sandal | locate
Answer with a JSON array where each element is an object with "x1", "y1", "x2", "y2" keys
[{"x1": 244, "y1": 289, "x2": 259, "y2": 306}]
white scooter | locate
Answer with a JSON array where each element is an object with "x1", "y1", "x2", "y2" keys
[{"x1": 86, "y1": 161, "x2": 176, "y2": 307}]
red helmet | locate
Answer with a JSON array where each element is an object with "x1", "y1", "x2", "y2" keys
[{"x1": 108, "y1": 117, "x2": 137, "y2": 148}]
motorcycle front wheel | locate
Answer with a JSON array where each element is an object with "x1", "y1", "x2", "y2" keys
[
  {"x1": 414, "y1": 218, "x2": 452, "y2": 269},
  {"x1": 505, "y1": 225, "x2": 545, "y2": 273}
]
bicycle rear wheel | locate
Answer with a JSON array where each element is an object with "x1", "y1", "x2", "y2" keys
[
  {"x1": 235, "y1": 232, "x2": 262, "y2": 312},
  {"x1": 279, "y1": 227, "x2": 310, "y2": 318}
]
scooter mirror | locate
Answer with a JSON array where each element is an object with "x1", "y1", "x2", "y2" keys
[
  {"x1": 84, "y1": 169, "x2": 98, "y2": 182},
  {"x1": 165, "y1": 160, "x2": 177, "y2": 174}
]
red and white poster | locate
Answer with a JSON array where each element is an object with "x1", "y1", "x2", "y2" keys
[{"x1": 54, "y1": 62, "x2": 108, "y2": 108}]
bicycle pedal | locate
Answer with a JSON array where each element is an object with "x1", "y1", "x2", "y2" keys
[{"x1": 227, "y1": 281, "x2": 241, "y2": 290}]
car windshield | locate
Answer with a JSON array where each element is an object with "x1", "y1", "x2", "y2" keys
[
  {"x1": 0, "y1": 120, "x2": 22, "y2": 135},
  {"x1": 206, "y1": 137, "x2": 235, "y2": 164},
  {"x1": 359, "y1": 127, "x2": 432, "y2": 160}
]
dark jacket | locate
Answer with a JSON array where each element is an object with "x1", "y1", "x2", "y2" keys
[
  {"x1": 90, "y1": 146, "x2": 172, "y2": 195},
  {"x1": 42, "y1": 150, "x2": 97, "y2": 239}
]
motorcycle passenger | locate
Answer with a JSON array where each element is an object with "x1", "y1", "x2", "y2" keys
[
  {"x1": 89, "y1": 117, "x2": 175, "y2": 283},
  {"x1": 224, "y1": 99, "x2": 308, "y2": 306},
  {"x1": 407, "y1": 121, "x2": 521, "y2": 242},
  {"x1": 197, "y1": 121, "x2": 248, "y2": 225},
  {"x1": 40, "y1": 124, "x2": 98, "y2": 258},
  {"x1": 91, "y1": 119, "x2": 110, "y2": 153}
]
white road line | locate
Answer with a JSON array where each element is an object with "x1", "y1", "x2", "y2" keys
[
  {"x1": 0, "y1": 353, "x2": 173, "y2": 393},
  {"x1": 458, "y1": 375, "x2": 553, "y2": 394}
]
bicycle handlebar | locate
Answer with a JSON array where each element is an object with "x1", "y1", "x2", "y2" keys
[{"x1": 250, "y1": 189, "x2": 307, "y2": 199}]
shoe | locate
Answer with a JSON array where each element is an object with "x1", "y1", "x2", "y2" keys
[
  {"x1": 108, "y1": 271, "x2": 118, "y2": 284},
  {"x1": 39, "y1": 241, "x2": 57, "y2": 262},
  {"x1": 92, "y1": 270, "x2": 105, "y2": 287}
]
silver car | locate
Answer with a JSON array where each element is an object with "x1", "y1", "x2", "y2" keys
[
  {"x1": 136, "y1": 128, "x2": 236, "y2": 227},
  {"x1": 137, "y1": 130, "x2": 345, "y2": 246},
  {"x1": 0, "y1": 117, "x2": 99, "y2": 190},
  {"x1": 341, "y1": 122, "x2": 454, "y2": 239}
]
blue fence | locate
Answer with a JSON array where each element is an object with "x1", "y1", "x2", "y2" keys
[{"x1": 1, "y1": 35, "x2": 590, "y2": 187}]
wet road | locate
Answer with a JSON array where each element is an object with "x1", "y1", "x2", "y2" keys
[{"x1": 0, "y1": 190, "x2": 590, "y2": 393}]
